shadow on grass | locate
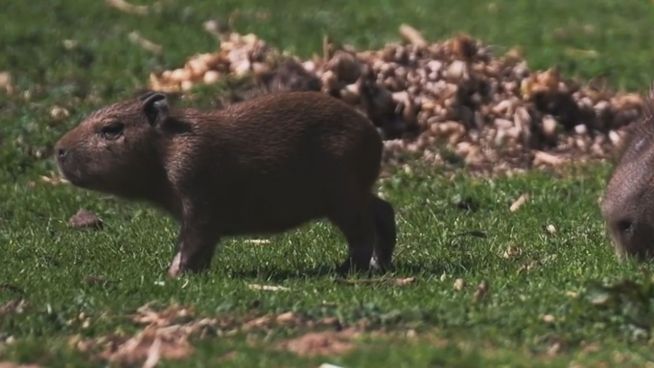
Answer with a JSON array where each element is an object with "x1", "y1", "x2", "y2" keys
[{"x1": 222, "y1": 260, "x2": 465, "y2": 281}]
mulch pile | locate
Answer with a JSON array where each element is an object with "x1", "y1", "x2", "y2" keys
[{"x1": 149, "y1": 24, "x2": 644, "y2": 173}]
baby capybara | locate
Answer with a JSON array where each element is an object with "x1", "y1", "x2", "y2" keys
[{"x1": 55, "y1": 91, "x2": 396, "y2": 276}]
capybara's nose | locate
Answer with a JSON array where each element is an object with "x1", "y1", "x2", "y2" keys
[
  {"x1": 612, "y1": 218, "x2": 634, "y2": 239},
  {"x1": 56, "y1": 146, "x2": 68, "y2": 161}
]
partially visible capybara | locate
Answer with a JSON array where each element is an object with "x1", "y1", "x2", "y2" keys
[
  {"x1": 601, "y1": 90, "x2": 654, "y2": 260},
  {"x1": 55, "y1": 91, "x2": 396, "y2": 276}
]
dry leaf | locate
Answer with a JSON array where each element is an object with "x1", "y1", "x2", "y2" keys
[
  {"x1": 133, "y1": 304, "x2": 193, "y2": 326},
  {"x1": 242, "y1": 315, "x2": 273, "y2": 330},
  {"x1": 453, "y1": 278, "x2": 465, "y2": 291},
  {"x1": 393, "y1": 277, "x2": 416, "y2": 286},
  {"x1": 533, "y1": 151, "x2": 567, "y2": 166},
  {"x1": 509, "y1": 194, "x2": 529, "y2": 212},
  {"x1": 68, "y1": 209, "x2": 103, "y2": 230},
  {"x1": 0, "y1": 71, "x2": 14, "y2": 94},
  {"x1": 275, "y1": 312, "x2": 296, "y2": 324},
  {"x1": 244, "y1": 239, "x2": 271, "y2": 245},
  {"x1": 502, "y1": 244, "x2": 523, "y2": 259},
  {"x1": 248, "y1": 284, "x2": 290, "y2": 292},
  {"x1": 0, "y1": 299, "x2": 27, "y2": 317},
  {"x1": 280, "y1": 329, "x2": 358, "y2": 357},
  {"x1": 547, "y1": 341, "x2": 563, "y2": 356},
  {"x1": 128, "y1": 31, "x2": 163, "y2": 54},
  {"x1": 542, "y1": 314, "x2": 556, "y2": 323},
  {"x1": 473, "y1": 280, "x2": 490, "y2": 302},
  {"x1": 517, "y1": 260, "x2": 540, "y2": 274},
  {"x1": 545, "y1": 224, "x2": 557, "y2": 234},
  {"x1": 106, "y1": 0, "x2": 149, "y2": 15},
  {"x1": 93, "y1": 304, "x2": 218, "y2": 366},
  {"x1": 0, "y1": 363, "x2": 41, "y2": 368},
  {"x1": 319, "y1": 364, "x2": 345, "y2": 368},
  {"x1": 399, "y1": 24, "x2": 427, "y2": 47},
  {"x1": 49, "y1": 106, "x2": 70, "y2": 122},
  {"x1": 101, "y1": 325, "x2": 194, "y2": 365},
  {"x1": 40, "y1": 173, "x2": 68, "y2": 186}
]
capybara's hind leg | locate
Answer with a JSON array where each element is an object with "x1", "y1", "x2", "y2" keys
[
  {"x1": 371, "y1": 195, "x2": 396, "y2": 270},
  {"x1": 330, "y1": 210, "x2": 376, "y2": 274}
]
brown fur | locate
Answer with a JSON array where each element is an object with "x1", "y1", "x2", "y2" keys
[
  {"x1": 55, "y1": 91, "x2": 396, "y2": 276},
  {"x1": 601, "y1": 90, "x2": 654, "y2": 259}
]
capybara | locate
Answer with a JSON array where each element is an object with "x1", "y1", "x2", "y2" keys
[{"x1": 55, "y1": 91, "x2": 396, "y2": 276}]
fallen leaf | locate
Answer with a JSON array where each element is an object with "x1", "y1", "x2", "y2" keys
[
  {"x1": 393, "y1": 277, "x2": 416, "y2": 286},
  {"x1": 133, "y1": 304, "x2": 193, "y2": 326},
  {"x1": 503, "y1": 244, "x2": 523, "y2": 259},
  {"x1": 101, "y1": 325, "x2": 194, "y2": 365},
  {"x1": 242, "y1": 315, "x2": 273, "y2": 330},
  {"x1": 40, "y1": 173, "x2": 68, "y2": 186},
  {"x1": 49, "y1": 105, "x2": 70, "y2": 122},
  {"x1": 106, "y1": 0, "x2": 149, "y2": 15},
  {"x1": 276, "y1": 312, "x2": 298, "y2": 324},
  {"x1": 545, "y1": 224, "x2": 557, "y2": 234},
  {"x1": 142, "y1": 336, "x2": 162, "y2": 368},
  {"x1": 542, "y1": 314, "x2": 556, "y2": 323},
  {"x1": 84, "y1": 304, "x2": 220, "y2": 366},
  {"x1": 128, "y1": 31, "x2": 163, "y2": 54},
  {"x1": 0, "y1": 363, "x2": 41, "y2": 368},
  {"x1": 453, "y1": 278, "x2": 465, "y2": 291},
  {"x1": 399, "y1": 24, "x2": 427, "y2": 47},
  {"x1": 473, "y1": 280, "x2": 490, "y2": 302},
  {"x1": 0, "y1": 71, "x2": 14, "y2": 94},
  {"x1": 517, "y1": 260, "x2": 540, "y2": 274},
  {"x1": 244, "y1": 239, "x2": 271, "y2": 245},
  {"x1": 533, "y1": 151, "x2": 567, "y2": 166},
  {"x1": 547, "y1": 341, "x2": 563, "y2": 356},
  {"x1": 248, "y1": 284, "x2": 290, "y2": 292},
  {"x1": 0, "y1": 299, "x2": 28, "y2": 317},
  {"x1": 280, "y1": 329, "x2": 358, "y2": 357},
  {"x1": 509, "y1": 194, "x2": 529, "y2": 212},
  {"x1": 68, "y1": 209, "x2": 103, "y2": 230}
]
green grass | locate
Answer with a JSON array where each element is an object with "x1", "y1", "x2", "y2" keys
[{"x1": 3, "y1": 1, "x2": 654, "y2": 367}]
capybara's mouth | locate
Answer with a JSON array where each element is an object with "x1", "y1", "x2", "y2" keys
[
  {"x1": 609, "y1": 230, "x2": 654, "y2": 261},
  {"x1": 56, "y1": 159, "x2": 89, "y2": 188}
]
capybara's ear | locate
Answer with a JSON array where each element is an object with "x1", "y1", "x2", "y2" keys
[{"x1": 141, "y1": 92, "x2": 168, "y2": 126}]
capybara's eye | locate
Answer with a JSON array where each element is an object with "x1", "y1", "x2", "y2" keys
[{"x1": 100, "y1": 122, "x2": 124, "y2": 140}]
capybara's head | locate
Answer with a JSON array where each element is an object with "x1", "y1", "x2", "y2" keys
[
  {"x1": 601, "y1": 95, "x2": 654, "y2": 259},
  {"x1": 55, "y1": 92, "x2": 169, "y2": 197}
]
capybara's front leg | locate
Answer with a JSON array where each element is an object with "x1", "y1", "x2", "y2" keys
[
  {"x1": 331, "y1": 210, "x2": 376, "y2": 274},
  {"x1": 168, "y1": 211, "x2": 219, "y2": 277}
]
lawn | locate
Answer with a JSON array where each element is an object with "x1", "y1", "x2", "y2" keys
[{"x1": 3, "y1": 1, "x2": 654, "y2": 367}]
